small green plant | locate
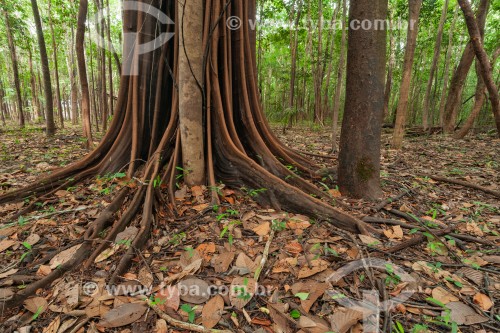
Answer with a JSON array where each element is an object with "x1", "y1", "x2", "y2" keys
[
  {"x1": 290, "y1": 309, "x2": 301, "y2": 319},
  {"x1": 385, "y1": 263, "x2": 401, "y2": 286},
  {"x1": 31, "y1": 306, "x2": 44, "y2": 320},
  {"x1": 220, "y1": 220, "x2": 241, "y2": 245},
  {"x1": 169, "y1": 232, "x2": 186, "y2": 245},
  {"x1": 180, "y1": 304, "x2": 196, "y2": 323},
  {"x1": 20, "y1": 241, "x2": 32, "y2": 262},
  {"x1": 271, "y1": 219, "x2": 286, "y2": 231},
  {"x1": 234, "y1": 278, "x2": 252, "y2": 301},
  {"x1": 153, "y1": 175, "x2": 162, "y2": 188}
]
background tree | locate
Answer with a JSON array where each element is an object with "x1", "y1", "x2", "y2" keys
[
  {"x1": 30, "y1": 0, "x2": 56, "y2": 136},
  {"x1": 392, "y1": 0, "x2": 423, "y2": 149}
]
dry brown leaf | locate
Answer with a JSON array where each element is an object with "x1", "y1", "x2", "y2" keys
[
  {"x1": 291, "y1": 281, "x2": 328, "y2": 313},
  {"x1": 164, "y1": 258, "x2": 202, "y2": 285},
  {"x1": 24, "y1": 296, "x2": 48, "y2": 314},
  {"x1": 201, "y1": 295, "x2": 224, "y2": 328},
  {"x1": 445, "y1": 301, "x2": 488, "y2": 325},
  {"x1": 284, "y1": 242, "x2": 303, "y2": 256},
  {"x1": 431, "y1": 286, "x2": 459, "y2": 304},
  {"x1": 191, "y1": 185, "x2": 204, "y2": 197},
  {"x1": 212, "y1": 251, "x2": 235, "y2": 273},
  {"x1": 99, "y1": 302, "x2": 147, "y2": 328},
  {"x1": 252, "y1": 222, "x2": 271, "y2": 236},
  {"x1": 42, "y1": 316, "x2": 60, "y2": 333},
  {"x1": 36, "y1": 265, "x2": 51, "y2": 277},
  {"x1": 49, "y1": 244, "x2": 82, "y2": 269},
  {"x1": 156, "y1": 286, "x2": 180, "y2": 311},
  {"x1": 0, "y1": 288, "x2": 14, "y2": 301},
  {"x1": 179, "y1": 248, "x2": 202, "y2": 268},
  {"x1": 24, "y1": 234, "x2": 40, "y2": 246},
  {"x1": 0, "y1": 268, "x2": 18, "y2": 279},
  {"x1": 297, "y1": 259, "x2": 329, "y2": 279},
  {"x1": 196, "y1": 242, "x2": 216, "y2": 261},
  {"x1": 482, "y1": 255, "x2": 500, "y2": 265},
  {"x1": 383, "y1": 225, "x2": 404, "y2": 240},
  {"x1": 358, "y1": 235, "x2": 381, "y2": 246},
  {"x1": 329, "y1": 308, "x2": 364, "y2": 333},
  {"x1": 178, "y1": 277, "x2": 211, "y2": 304},
  {"x1": 230, "y1": 277, "x2": 256, "y2": 309},
  {"x1": 138, "y1": 267, "x2": 154, "y2": 288},
  {"x1": 155, "y1": 319, "x2": 168, "y2": 333},
  {"x1": 235, "y1": 252, "x2": 257, "y2": 272},
  {"x1": 0, "y1": 239, "x2": 16, "y2": 253},
  {"x1": 473, "y1": 293, "x2": 493, "y2": 311}
]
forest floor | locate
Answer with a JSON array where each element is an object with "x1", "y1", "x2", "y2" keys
[{"x1": 0, "y1": 123, "x2": 499, "y2": 333}]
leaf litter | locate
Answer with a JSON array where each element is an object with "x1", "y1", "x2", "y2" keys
[{"x1": 0, "y1": 126, "x2": 498, "y2": 332}]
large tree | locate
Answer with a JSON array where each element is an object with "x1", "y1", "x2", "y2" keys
[
  {"x1": 337, "y1": 0, "x2": 388, "y2": 199},
  {"x1": 0, "y1": 0, "x2": 371, "y2": 308}
]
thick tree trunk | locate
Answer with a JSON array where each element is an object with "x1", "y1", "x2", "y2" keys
[
  {"x1": 331, "y1": 0, "x2": 347, "y2": 152},
  {"x1": 442, "y1": 0, "x2": 488, "y2": 133},
  {"x1": 392, "y1": 0, "x2": 423, "y2": 149},
  {"x1": 458, "y1": 0, "x2": 500, "y2": 136},
  {"x1": 178, "y1": 0, "x2": 205, "y2": 185},
  {"x1": 30, "y1": 0, "x2": 56, "y2": 136},
  {"x1": 338, "y1": 0, "x2": 388, "y2": 199},
  {"x1": 76, "y1": 0, "x2": 94, "y2": 147},
  {"x1": 422, "y1": 0, "x2": 449, "y2": 130},
  {"x1": 2, "y1": 7, "x2": 25, "y2": 128}
]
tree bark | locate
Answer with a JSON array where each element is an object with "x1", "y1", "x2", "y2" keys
[
  {"x1": 2, "y1": 6, "x2": 25, "y2": 128},
  {"x1": 422, "y1": 0, "x2": 449, "y2": 130},
  {"x1": 178, "y1": 0, "x2": 205, "y2": 185},
  {"x1": 331, "y1": 0, "x2": 347, "y2": 152},
  {"x1": 437, "y1": 4, "x2": 459, "y2": 127},
  {"x1": 392, "y1": 0, "x2": 423, "y2": 149},
  {"x1": 442, "y1": 0, "x2": 488, "y2": 134},
  {"x1": 458, "y1": 0, "x2": 500, "y2": 137},
  {"x1": 338, "y1": 0, "x2": 388, "y2": 199},
  {"x1": 76, "y1": 0, "x2": 94, "y2": 147},
  {"x1": 48, "y1": 0, "x2": 65, "y2": 128},
  {"x1": 30, "y1": 0, "x2": 56, "y2": 136}
]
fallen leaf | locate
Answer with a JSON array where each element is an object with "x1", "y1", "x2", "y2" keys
[
  {"x1": 235, "y1": 252, "x2": 257, "y2": 273},
  {"x1": 24, "y1": 234, "x2": 40, "y2": 246},
  {"x1": 178, "y1": 277, "x2": 211, "y2": 304},
  {"x1": 291, "y1": 281, "x2": 328, "y2": 313},
  {"x1": 155, "y1": 319, "x2": 168, "y2": 333},
  {"x1": 297, "y1": 259, "x2": 329, "y2": 279},
  {"x1": 24, "y1": 297, "x2": 48, "y2": 314},
  {"x1": 358, "y1": 235, "x2": 381, "y2": 246},
  {"x1": 94, "y1": 244, "x2": 119, "y2": 263},
  {"x1": 431, "y1": 286, "x2": 459, "y2": 304},
  {"x1": 138, "y1": 267, "x2": 154, "y2": 288},
  {"x1": 473, "y1": 293, "x2": 493, "y2": 311},
  {"x1": 201, "y1": 295, "x2": 224, "y2": 328},
  {"x1": 156, "y1": 286, "x2": 180, "y2": 311},
  {"x1": 0, "y1": 268, "x2": 18, "y2": 279},
  {"x1": 42, "y1": 316, "x2": 60, "y2": 333},
  {"x1": 212, "y1": 251, "x2": 235, "y2": 273},
  {"x1": 252, "y1": 222, "x2": 270, "y2": 236},
  {"x1": 329, "y1": 308, "x2": 364, "y2": 333},
  {"x1": 230, "y1": 277, "x2": 256, "y2": 309},
  {"x1": 0, "y1": 239, "x2": 16, "y2": 253},
  {"x1": 99, "y1": 302, "x2": 147, "y2": 328},
  {"x1": 445, "y1": 302, "x2": 488, "y2": 325},
  {"x1": 196, "y1": 242, "x2": 216, "y2": 262},
  {"x1": 164, "y1": 259, "x2": 203, "y2": 284},
  {"x1": 36, "y1": 265, "x2": 51, "y2": 276},
  {"x1": 49, "y1": 244, "x2": 82, "y2": 269}
]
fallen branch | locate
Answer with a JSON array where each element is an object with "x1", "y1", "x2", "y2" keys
[
  {"x1": 149, "y1": 302, "x2": 233, "y2": 333},
  {"x1": 373, "y1": 189, "x2": 411, "y2": 211},
  {"x1": 254, "y1": 228, "x2": 275, "y2": 282},
  {"x1": 365, "y1": 216, "x2": 492, "y2": 245},
  {"x1": 427, "y1": 175, "x2": 500, "y2": 198},
  {"x1": 382, "y1": 227, "x2": 454, "y2": 253},
  {"x1": 362, "y1": 216, "x2": 494, "y2": 246}
]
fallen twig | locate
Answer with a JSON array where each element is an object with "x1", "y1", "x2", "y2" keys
[
  {"x1": 254, "y1": 228, "x2": 275, "y2": 282},
  {"x1": 382, "y1": 227, "x2": 453, "y2": 253},
  {"x1": 149, "y1": 302, "x2": 233, "y2": 333},
  {"x1": 426, "y1": 175, "x2": 500, "y2": 198},
  {"x1": 373, "y1": 189, "x2": 411, "y2": 211}
]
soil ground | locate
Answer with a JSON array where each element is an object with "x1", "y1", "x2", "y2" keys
[{"x1": 0, "y1": 123, "x2": 498, "y2": 333}]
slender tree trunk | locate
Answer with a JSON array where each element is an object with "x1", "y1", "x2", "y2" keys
[
  {"x1": 28, "y1": 48, "x2": 41, "y2": 123},
  {"x1": 2, "y1": 6, "x2": 25, "y2": 128},
  {"x1": 331, "y1": 0, "x2": 347, "y2": 152},
  {"x1": 383, "y1": 23, "x2": 395, "y2": 121},
  {"x1": 437, "y1": 4, "x2": 459, "y2": 127},
  {"x1": 105, "y1": 0, "x2": 115, "y2": 115},
  {"x1": 30, "y1": 0, "x2": 56, "y2": 136},
  {"x1": 313, "y1": 0, "x2": 324, "y2": 124},
  {"x1": 0, "y1": 80, "x2": 6, "y2": 125},
  {"x1": 178, "y1": 0, "x2": 205, "y2": 185},
  {"x1": 392, "y1": 0, "x2": 423, "y2": 149},
  {"x1": 458, "y1": 0, "x2": 500, "y2": 136},
  {"x1": 69, "y1": 27, "x2": 79, "y2": 125},
  {"x1": 442, "y1": 0, "x2": 488, "y2": 133},
  {"x1": 338, "y1": 0, "x2": 388, "y2": 199},
  {"x1": 76, "y1": 0, "x2": 93, "y2": 147},
  {"x1": 422, "y1": 0, "x2": 449, "y2": 130},
  {"x1": 48, "y1": 0, "x2": 65, "y2": 128},
  {"x1": 288, "y1": 0, "x2": 302, "y2": 119}
]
